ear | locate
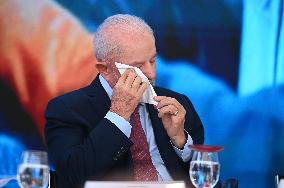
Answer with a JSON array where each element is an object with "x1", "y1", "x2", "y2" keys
[{"x1": 95, "y1": 61, "x2": 108, "y2": 74}]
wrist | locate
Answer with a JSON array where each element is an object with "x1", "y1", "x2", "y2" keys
[
  {"x1": 171, "y1": 132, "x2": 187, "y2": 149},
  {"x1": 110, "y1": 106, "x2": 130, "y2": 121}
]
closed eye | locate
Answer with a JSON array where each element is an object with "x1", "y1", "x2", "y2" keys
[{"x1": 136, "y1": 63, "x2": 144, "y2": 68}]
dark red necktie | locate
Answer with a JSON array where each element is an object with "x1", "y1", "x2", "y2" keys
[{"x1": 130, "y1": 106, "x2": 158, "y2": 181}]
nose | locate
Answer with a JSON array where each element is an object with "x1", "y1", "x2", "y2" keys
[{"x1": 141, "y1": 61, "x2": 156, "y2": 81}]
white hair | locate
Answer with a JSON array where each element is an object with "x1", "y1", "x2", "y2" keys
[{"x1": 93, "y1": 14, "x2": 154, "y2": 61}]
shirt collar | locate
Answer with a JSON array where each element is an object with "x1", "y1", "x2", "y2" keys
[{"x1": 99, "y1": 75, "x2": 113, "y2": 99}]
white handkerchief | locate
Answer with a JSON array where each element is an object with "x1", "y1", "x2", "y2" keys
[{"x1": 115, "y1": 62, "x2": 158, "y2": 105}]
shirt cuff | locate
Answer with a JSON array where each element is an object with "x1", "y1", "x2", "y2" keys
[
  {"x1": 172, "y1": 130, "x2": 193, "y2": 162},
  {"x1": 105, "y1": 111, "x2": 132, "y2": 138}
]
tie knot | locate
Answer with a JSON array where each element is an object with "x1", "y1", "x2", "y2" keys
[{"x1": 135, "y1": 103, "x2": 143, "y2": 112}]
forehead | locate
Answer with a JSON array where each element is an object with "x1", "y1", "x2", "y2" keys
[
  {"x1": 102, "y1": 25, "x2": 156, "y2": 63},
  {"x1": 121, "y1": 32, "x2": 155, "y2": 49},
  {"x1": 119, "y1": 33, "x2": 156, "y2": 61}
]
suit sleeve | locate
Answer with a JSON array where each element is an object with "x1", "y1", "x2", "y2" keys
[
  {"x1": 182, "y1": 94, "x2": 204, "y2": 145},
  {"x1": 171, "y1": 94, "x2": 204, "y2": 181},
  {"x1": 45, "y1": 97, "x2": 132, "y2": 186}
]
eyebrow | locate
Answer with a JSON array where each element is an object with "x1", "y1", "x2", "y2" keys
[{"x1": 132, "y1": 53, "x2": 157, "y2": 65}]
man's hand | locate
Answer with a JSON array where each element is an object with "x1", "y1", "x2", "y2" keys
[
  {"x1": 154, "y1": 96, "x2": 186, "y2": 148},
  {"x1": 110, "y1": 69, "x2": 148, "y2": 121}
]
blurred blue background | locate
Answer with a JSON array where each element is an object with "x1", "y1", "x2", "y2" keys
[{"x1": 0, "y1": 0, "x2": 283, "y2": 187}]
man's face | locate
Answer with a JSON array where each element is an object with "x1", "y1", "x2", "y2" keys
[{"x1": 116, "y1": 32, "x2": 157, "y2": 83}]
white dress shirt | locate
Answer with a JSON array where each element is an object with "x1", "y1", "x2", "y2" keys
[{"x1": 99, "y1": 75, "x2": 193, "y2": 181}]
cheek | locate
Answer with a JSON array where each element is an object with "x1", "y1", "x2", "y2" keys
[
  {"x1": 107, "y1": 64, "x2": 121, "y2": 87},
  {"x1": 152, "y1": 63, "x2": 156, "y2": 72},
  {"x1": 111, "y1": 68, "x2": 121, "y2": 82},
  {"x1": 141, "y1": 65, "x2": 156, "y2": 80},
  {"x1": 150, "y1": 63, "x2": 156, "y2": 74},
  {"x1": 109, "y1": 63, "x2": 120, "y2": 75}
]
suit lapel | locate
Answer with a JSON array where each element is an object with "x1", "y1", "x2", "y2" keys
[{"x1": 83, "y1": 75, "x2": 111, "y2": 119}]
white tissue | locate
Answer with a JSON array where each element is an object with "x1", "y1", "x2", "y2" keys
[{"x1": 115, "y1": 62, "x2": 158, "y2": 105}]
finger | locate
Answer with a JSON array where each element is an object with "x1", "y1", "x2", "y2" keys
[
  {"x1": 158, "y1": 105, "x2": 178, "y2": 117},
  {"x1": 157, "y1": 97, "x2": 181, "y2": 110},
  {"x1": 154, "y1": 96, "x2": 167, "y2": 102},
  {"x1": 131, "y1": 76, "x2": 142, "y2": 91},
  {"x1": 158, "y1": 109, "x2": 172, "y2": 119},
  {"x1": 124, "y1": 69, "x2": 137, "y2": 87},
  {"x1": 137, "y1": 82, "x2": 149, "y2": 96},
  {"x1": 117, "y1": 69, "x2": 131, "y2": 85}
]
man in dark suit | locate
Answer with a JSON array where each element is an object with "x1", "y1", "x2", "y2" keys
[{"x1": 45, "y1": 14, "x2": 204, "y2": 188}]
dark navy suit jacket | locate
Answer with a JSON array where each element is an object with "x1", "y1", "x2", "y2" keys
[{"x1": 45, "y1": 75, "x2": 204, "y2": 188}]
